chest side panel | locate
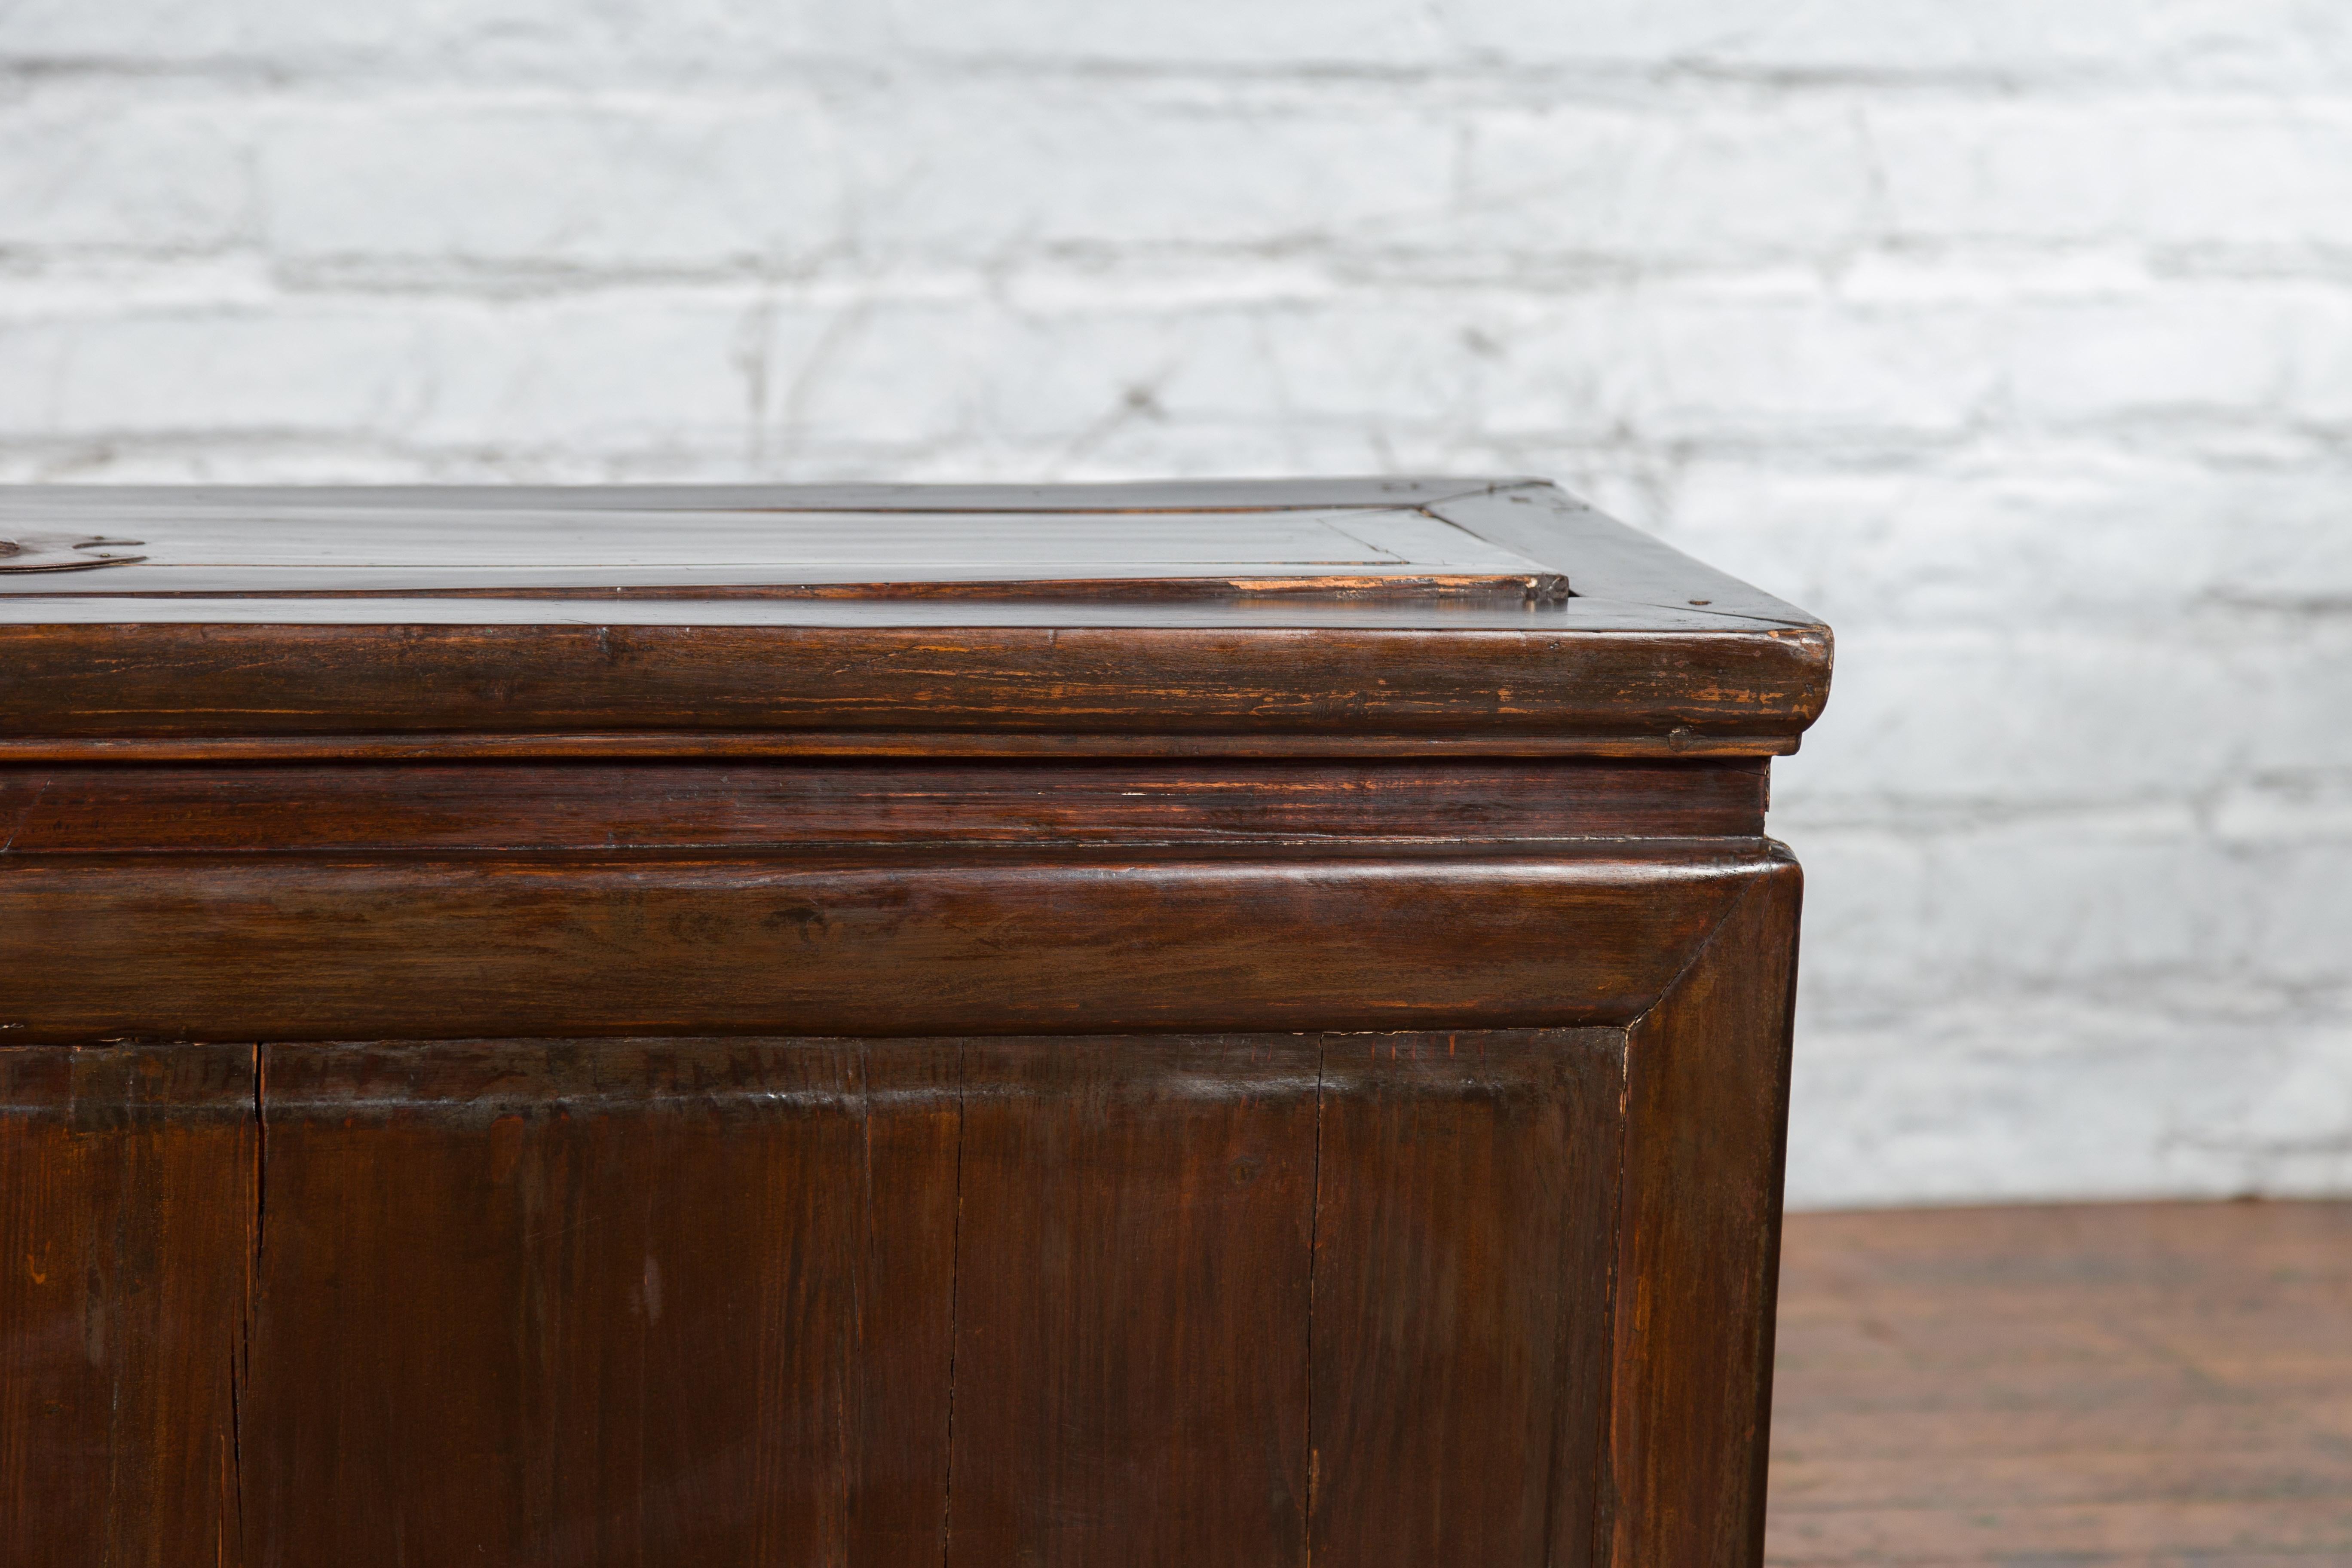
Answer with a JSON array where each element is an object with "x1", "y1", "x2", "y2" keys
[{"x1": 2, "y1": 1031, "x2": 1627, "y2": 1568}]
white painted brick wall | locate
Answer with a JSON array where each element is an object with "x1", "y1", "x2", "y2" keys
[{"x1": 3, "y1": 1, "x2": 2347, "y2": 1206}]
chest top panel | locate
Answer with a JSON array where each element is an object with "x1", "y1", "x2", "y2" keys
[
  {"x1": 0, "y1": 477, "x2": 1830, "y2": 759},
  {"x1": 0, "y1": 499, "x2": 1564, "y2": 602}
]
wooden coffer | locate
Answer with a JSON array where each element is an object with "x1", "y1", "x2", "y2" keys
[{"x1": 0, "y1": 477, "x2": 1831, "y2": 1566}]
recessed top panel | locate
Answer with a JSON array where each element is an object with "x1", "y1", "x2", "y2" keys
[
  {"x1": 0, "y1": 499, "x2": 1566, "y2": 601},
  {"x1": 0, "y1": 479, "x2": 1833, "y2": 756}
]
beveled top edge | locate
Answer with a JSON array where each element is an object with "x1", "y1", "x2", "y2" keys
[
  {"x1": 0, "y1": 480, "x2": 1832, "y2": 750},
  {"x1": 0, "y1": 476, "x2": 1826, "y2": 635},
  {"x1": 1427, "y1": 487, "x2": 1825, "y2": 631}
]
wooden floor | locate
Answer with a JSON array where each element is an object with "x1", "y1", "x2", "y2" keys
[{"x1": 1767, "y1": 1201, "x2": 2352, "y2": 1565}]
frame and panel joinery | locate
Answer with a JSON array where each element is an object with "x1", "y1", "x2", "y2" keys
[
  {"x1": 0, "y1": 478, "x2": 1825, "y2": 1567},
  {"x1": 0, "y1": 1022, "x2": 1689, "y2": 1567}
]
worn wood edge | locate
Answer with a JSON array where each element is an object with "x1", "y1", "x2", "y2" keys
[
  {"x1": 0, "y1": 482, "x2": 1832, "y2": 756},
  {"x1": 0, "y1": 730, "x2": 1804, "y2": 763},
  {"x1": 1603, "y1": 852, "x2": 1801, "y2": 1568},
  {"x1": 1428, "y1": 486, "x2": 1830, "y2": 634},
  {"x1": 0, "y1": 622, "x2": 1829, "y2": 746}
]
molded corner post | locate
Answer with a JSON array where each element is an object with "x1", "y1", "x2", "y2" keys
[{"x1": 1605, "y1": 857, "x2": 1803, "y2": 1567}]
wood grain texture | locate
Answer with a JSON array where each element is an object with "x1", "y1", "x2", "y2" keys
[
  {"x1": 1767, "y1": 1201, "x2": 2352, "y2": 1565},
  {"x1": 944, "y1": 1037, "x2": 1320, "y2": 1568},
  {"x1": 1608, "y1": 855, "x2": 1803, "y2": 1567},
  {"x1": 0, "y1": 1045, "x2": 254, "y2": 1568},
  {"x1": 0, "y1": 478, "x2": 1830, "y2": 759},
  {"x1": 0, "y1": 729, "x2": 1810, "y2": 764},
  {"x1": 0, "y1": 621, "x2": 1831, "y2": 753},
  {"x1": 0, "y1": 848, "x2": 1765, "y2": 1044},
  {"x1": 3, "y1": 1029, "x2": 1715, "y2": 1566},
  {"x1": 1310, "y1": 1029, "x2": 1626, "y2": 1568},
  {"x1": 0, "y1": 481, "x2": 1825, "y2": 1565},
  {"x1": 0, "y1": 758, "x2": 1768, "y2": 852},
  {"x1": 238, "y1": 1039, "x2": 959, "y2": 1568}
]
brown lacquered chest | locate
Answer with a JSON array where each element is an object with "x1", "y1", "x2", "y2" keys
[{"x1": 0, "y1": 477, "x2": 1829, "y2": 1567}]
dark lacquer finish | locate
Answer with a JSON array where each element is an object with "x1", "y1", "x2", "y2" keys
[
  {"x1": 0, "y1": 758, "x2": 1768, "y2": 851},
  {"x1": 0, "y1": 478, "x2": 1828, "y2": 1567}
]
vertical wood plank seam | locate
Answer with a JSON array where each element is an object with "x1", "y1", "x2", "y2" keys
[
  {"x1": 1589, "y1": 1029, "x2": 1633, "y2": 1568},
  {"x1": 228, "y1": 1042, "x2": 263, "y2": 1566},
  {"x1": 108, "y1": 1049, "x2": 132, "y2": 1567},
  {"x1": 252, "y1": 1046, "x2": 267, "y2": 1277},
  {"x1": 1304, "y1": 1041, "x2": 1326, "y2": 1568},
  {"x1": 854, "y1": 1039, "x2": 873, "y2": 1566},
  {"x1": 938, "y1": 1043, "x2": 965, "y2": 1568},
  {"x1": 247, "y1": 1043, "x2": 266, "y2": 1551},
  {"x1": 223, "y1": 1341, "x2": 239, "y2": 1568},
  {"x1": 1540, "y1": 1043, "x2": 1562, "y2": 1564}
]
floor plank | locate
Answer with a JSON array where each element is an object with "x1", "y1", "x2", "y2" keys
[{"x1": 1767, "y1": 1201, "x2": 2352, "y2": 1565}]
